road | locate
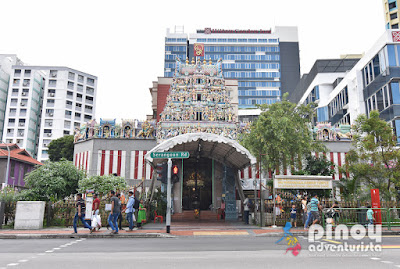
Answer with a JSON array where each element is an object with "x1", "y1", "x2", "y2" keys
[{"x1": 0, "y1": 236, "x2": 399, "y2": 268}]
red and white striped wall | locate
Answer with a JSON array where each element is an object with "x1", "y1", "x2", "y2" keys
[
  {"x1": 130, "y1": 150, "x2": 153, "y2": 180},
  {"x1": 239, "y1": 152, "x2": 348, "y2": 181},
  {"x1": 74, "y1": 151, "x2": 91, "y2": 172},
  {"x1": 96, "y1": 150, "x2": 126, "y2": 177}
]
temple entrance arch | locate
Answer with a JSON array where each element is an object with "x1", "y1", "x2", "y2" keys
[{"x1": 145, "y1": 133, "x2": 256, "y2": 220}]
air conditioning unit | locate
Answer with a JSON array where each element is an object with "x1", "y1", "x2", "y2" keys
[
  {"x1": 44, "y1": 143, "x2": 48, "y2": 147},
  {"x1": 19, "y1": 132, "x2": 23, "y2": 136},
  {"x1": 47, "y1": 133, "x2": 52, "y2": 137},
  {"x1": 22, "y1": 92, "x2": 26, "y2": 96},
  {"x1": 51, "y1": 73, "x2": 57, "y2": 77},
  {"x1": 50, "y1": 93, "x2": 55, "y2": 97},
  {"x1": 19, "y1": 123, "x2": 24, "y2": 126},
  {"x1": 49, "y1": 113, "x2": 53, "y2": 116},
  {"x1": 49, "y1": 122, "x2": 52, "y2": 126},
  {"x1": 20, "y1": 103, "x2": 25, "y2": 106},
  {"x1": 23, "y1": 82, "x2": 28, "y2": 86}
]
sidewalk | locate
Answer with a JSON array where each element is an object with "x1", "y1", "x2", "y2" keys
[{"x1": 0, "y1": 222, "x2": 399, "y2": 239}]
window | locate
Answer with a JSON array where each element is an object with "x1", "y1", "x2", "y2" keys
[
  {"x1": 47, "y1": 99, "x2": 55, "y2": 104},
  {"x1": 44, "y1": 129, "x2": 52, "y2": 133},
  {"x1": 87, "y1": 78, "x2": 95, "y2": 85},
  {"x1": 75, "y1": 112, "x2": 81, "y2": 117},
  {"x1": 84, "y1": 115, "x2": 92, "y2": 120},
  {"x1": 63, "y1": 130, "x2": 70, "y2": 135},
  {"x1": 76, "y1": 103, "x2": 82, "y2": 108},
  {"x1": 66, "y1": 100, "x2": 73, "y2": 105},
  {"x1": 392, "y1": 23, "x2": 399, "y2": 29},
  {"x1": 65, "y1": 110, "x2": 72, "y2": 116},
  {"x1": 68, "y1": 81, "x2": 74, "y2": 89},
  {"x1": 389, "y1": 1, "x2": 397, "y2": 9},
  {"x1": 8, "y1": 119, "x2": 15, "y2": 123},
  {"x1": 78, "y1": 75, "x2": 84, "y2": 82},
  {"x1": 86, "y1": 96, "x2": 93, "y2": 102},
  {"x1": 74, "y1": 122, "x2": 80, "y2": 127},
  {"x1": 14, "y1": 69, "x2": 21, "y2": 76},
  {"x1": 67, "y1": 91, "x2": 73, "y2": 97},
  {"x1": 24, "y1": 70, "x2": 31, "y2": 77},
  {"x1": 50, "y1": 70, "x2": 57, "y2": 78},
  {"x1": 391, "y1": 13, "x2": 398, "y2": 20},
  {"x1": 68, "y1": 72, "x2": 75, "y2": 80}
]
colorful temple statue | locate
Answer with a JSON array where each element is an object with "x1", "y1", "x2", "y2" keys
[
  {"x1": 74, "y1": 119, "x2": 156, "y2": 142},
  {"x1": 157, "y1": 57, "x2": 240, "y2": 142},
  {"x1": 313, "y1": 122, "x2": 352, "y2": 141}
]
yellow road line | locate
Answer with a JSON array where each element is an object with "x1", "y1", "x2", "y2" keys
[
  {"x1": 381, "y1": 245, "x2": 400, "y2": 249},
  {"x1": 193, "y1": 231, "x2": 249, "y2": 236},
  {"x1": 322, "y1": 239, "x2": 343, "y2": 244}
]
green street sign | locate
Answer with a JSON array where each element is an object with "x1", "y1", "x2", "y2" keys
[{"x1": 150, "y1": 151, "x2": 190, "y2": 159}]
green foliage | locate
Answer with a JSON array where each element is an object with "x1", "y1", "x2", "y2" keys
[
  {"x1": 0, "y1": 186, "x2": 18, "y2": 202},
  {"x1": 18, "y1": 160, "x2": 85, "y2": 202},
  {"x1": 346, "y1": 111, "x2": 400, "y2": 200},
  {"x1": 241, "y1": 93, "x2": 325, "y2": 172},
  {"x1": 77, "y1": 174, "x2": 128, "y2": 195},
  {"x1": 48, "y1": 135, "x2": 74, "y2": 161},
  {"x1": 148, "y1": 187, "x2": 167, "y2": 219},
  {"x1": 292, "y1": 155, "x2": 335, "y2": 176}
]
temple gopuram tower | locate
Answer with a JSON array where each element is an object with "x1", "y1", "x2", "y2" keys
[{"x1": 157, "y1": 57, "x2": 239, "y2": 142}]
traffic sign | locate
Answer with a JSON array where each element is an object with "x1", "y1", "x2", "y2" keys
[{"x1": 150, "y1": 151, "x2": 190, "y2": 159}]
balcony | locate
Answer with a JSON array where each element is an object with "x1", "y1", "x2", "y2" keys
[
  {"x1": 75, "y1": 106, "x2": 82, "y2": 111},
  {"x1": 84, "y1": 108, "x2": 92, "y2": 113},
  {"x1": 6, "y1": 131, "x2": 14, "y2": 137}
]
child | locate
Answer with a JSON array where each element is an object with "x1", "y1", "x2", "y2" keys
[
  {"x1": 366, "y1": 205, "x2": 375, "y2": 226},
  {"x1": 290, "y1": 204, "x2": 297, "y2": 228}
]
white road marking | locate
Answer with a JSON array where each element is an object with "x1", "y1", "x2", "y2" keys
[
  {"x1": 18, "y1": 259, "x2": 28, "y2": 263},
  {"x1": 38, "y1": 253, "x2": 45, "y2": 256},
  {"x1": 370, "y1": 257, "x2": 381, "y2": 260},
  {"x1": 53, "y1": 248, "x2": 61, "y2": 250},
  {"x1": 6, "y1": 263, "x2": 19, "y2": 266},
  {"x1": 381, "y1": 261, "x2": 393, "y2": 264},
  {"x1": 45, "y1": 250, "x2": 54, "y2": 253}
]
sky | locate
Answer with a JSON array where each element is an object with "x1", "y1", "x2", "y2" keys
[{"x1": 0, "y1": 0, "x2": 385, "y2": 121}]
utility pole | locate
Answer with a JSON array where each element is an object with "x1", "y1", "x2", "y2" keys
[{"x1": 166, "y1": 158, "x2": 172, "y2": 233}]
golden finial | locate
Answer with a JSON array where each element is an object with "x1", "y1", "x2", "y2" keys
[
  {"x1": 191, "y1": 57, "x2": 195, "y2": 64},
  {"x1": 209, "y1": 58, "x2": 212, "y2": 65},
  {"x1": 186, "y1": 57, "x2": 189, "y2": 64},
  {"x1": 203, "y1": 58, "x2": 206, "y2": 65}
]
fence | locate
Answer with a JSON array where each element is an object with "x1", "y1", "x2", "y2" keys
[{"x1": 263, "y1": 200, "x2": 400, "y2": 227}]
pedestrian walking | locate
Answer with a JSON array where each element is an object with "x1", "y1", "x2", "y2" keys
[
  {"x1": 117, "y1": 193, "x2": 125, "y2": 230},
  {"x1": 290, "y1": 204, "x2": 297, "y2": 228},
  {"x1": 301, "y1": 196, "x2": 308, "y2": 225},
  {"x1": 310, "y1": 193, "x2": 322, "y2": 226},
  {"x1": 137, "y1": 199, "x2": 146, "y2": 229},
  {"x1": 366, "y1": 205, "x2": 375, "y2": 226},
  {"x1": 91, "y1": 193, "x2": 101, "y2": 232},
  {"x1": 243, "y1": 197, "x2": 250, "y2": 224},
  {"x1": 304, "y1": 198, "x2": 313, "y2": 229},
  {"x1": 108, "y1": 190, "x2": 121, "y2": 234},
  {"x1": 73, "y1": 193, "x2": 92, "y2": 234},
  {"x1": 125, "y1": 191, "x2": 137, "y2": 231}
]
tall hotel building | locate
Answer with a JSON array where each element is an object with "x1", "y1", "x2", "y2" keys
[
  {"x1": 1, "y1": 63, "x2": 97, "y2": 161},
  {"x1": 164, "y1": 27, "x2": 300, "y2": 121},
  {"x1": 383, "y1": 0, "x2": 400, "y2": 29}
]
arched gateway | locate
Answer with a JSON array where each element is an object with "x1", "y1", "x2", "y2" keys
[{"x1": 145, "y1": 133, "x2": 256, "y2": 220}]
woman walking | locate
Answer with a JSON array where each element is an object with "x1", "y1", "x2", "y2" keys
[{"x1": 137, "y1": 199, "x2": 146, "y2": 229}]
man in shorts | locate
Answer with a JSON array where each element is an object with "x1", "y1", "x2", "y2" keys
[{"x1": 310, "y1": 193, "x2": 322, "y2": 226}]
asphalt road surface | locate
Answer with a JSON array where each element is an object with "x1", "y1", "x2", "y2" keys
[{"x1": 0, "y1": 236, "x2": 399, "y2": 269}]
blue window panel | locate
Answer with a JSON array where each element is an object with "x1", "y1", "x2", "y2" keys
[
  {"x1": 258, "y1": 39, "x2": 268, "y2": 43},
  {"x1": 197, "y1": 39, "x2": 206, "y2": 42},
  {"x1": 238, "y1": 39, "x2": 247, "y2": 42},
  {"x1": 317, "y1": 107, "x2": 328, "y2": 122},
  {"x1": 387, "y1": 45, "x2": 397, "y2": 66},
  {"x1": 391, "y1": 82, "x2": 400, "y2": 104},
  {"x1": 248, "y1": 39, "x2": 257, "y2": 42},
  {"x1": 395, "y1": 120, "x2": 400, "y2": 143},
  {"x1": 315, "y1": 86, "x2": 320, "y2": 100}
]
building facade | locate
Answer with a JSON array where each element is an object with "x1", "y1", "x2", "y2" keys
[
  {"x1": 295, "y1": 29, "x2": 400, "y2": 143},
  {"x1": 164, "y1": 26, "x2": 300, "y2": 120},
  {"x1": 383, "y1": 0, "x2": 400, "y2": 29},
  {"x1": 1, "y1": 64, "x2": 97, "y2": 161},
  {"x1": 0, "y1": 143, "x2": 42, "y2": 189}
]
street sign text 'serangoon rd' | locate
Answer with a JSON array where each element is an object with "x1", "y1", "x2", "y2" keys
[{"x1": 150, "y1": 151, "x2": 190, "y2": 159}]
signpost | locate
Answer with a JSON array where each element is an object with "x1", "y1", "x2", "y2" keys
[{"x1": 151, "y1": 151, "x2": 190, "y2": 233}]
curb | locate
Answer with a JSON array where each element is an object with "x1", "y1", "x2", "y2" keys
[{"x1": 0, "y1": 233, "x2": 175, "y2": 239}]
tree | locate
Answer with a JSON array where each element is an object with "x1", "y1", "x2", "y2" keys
[
  {"x1": 48, "y1": 135, "x2": 74, "y2": 161},
  {"x1": 19, "y1": 160, "x2": 85, "y2": 202},
  {"x1": 241, "y1": 93, "x2": 325, "y2": 173},
  {"x1": 345, "y1": 110, "x2": 400, "y2": 200},
  {"x1": 77, "y1": 175, "x2": 128, "y2": 195},
  {"x1": 292, "y1": 155, "x2": 335, "y2": 176}
]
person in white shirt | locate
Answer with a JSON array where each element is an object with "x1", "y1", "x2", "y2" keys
[{"x1": 243, "y1": 198, "x2": 250, "y2": 224}]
